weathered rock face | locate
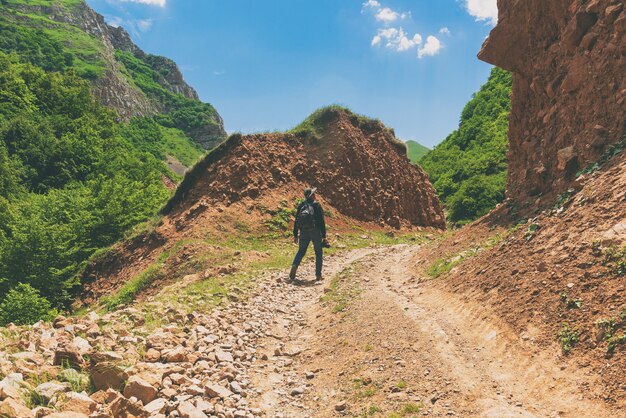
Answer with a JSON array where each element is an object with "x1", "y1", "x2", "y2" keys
[
  {"x1": 479, "y1": 0, "x2": 625, "y2": 206},
  {"x1": 164, "y1": 108, "x2": 446, "y2": 229}
]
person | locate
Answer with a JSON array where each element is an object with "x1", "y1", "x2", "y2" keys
[{"x1": 289, "y1": 187, "x2": 327, "y2": 282}]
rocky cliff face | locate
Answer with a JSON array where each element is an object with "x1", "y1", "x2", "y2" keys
[
  {"x1": 163, "y1": 108, "x2": 446, "y2": 229},
  {"x1": 479, "y1": 0, "x2": 625, "y2": 207}
]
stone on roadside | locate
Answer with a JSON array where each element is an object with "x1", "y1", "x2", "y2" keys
[
  {"x1": 34, "y1": 381, "x2": 70, "y2": 402},
  {"x1": 90, "y1": 362, "x2": 129, "y2": 391},
  {"x1": 58, "y1": 391, "x2": 96, "y2": 414},
  {"x1": 144, "y1": 398, "x2": 167, "y2": 415},
  {"x1": 178, "y1": 400, "x2": 208, "y2": 418},
  {"x1": 205, "y1": 384, "x2": 233, "y2": 399},
  {"x1": 163, "y1": 347, "x2": 188, "y2": 363},
  {"x1": 0, "y1": 398, "x2": 34, "y2": 418},
  {"x1": 334, "y1": 401, "x2": 347, "y2": 411},
  {"x1": 123, "y1": 375, "x2": 157, "y2": 405}
]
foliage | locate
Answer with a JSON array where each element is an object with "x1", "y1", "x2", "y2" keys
[
  {"x1": 559, "y1": 292, "x2": 582, "y2": 309},
  {"x1": 115, "y1": 50, "x2": 220, "y2": 139},
  {"x1": 290, "y1": 105, "x2": 387, "y2": 140},
  {"x1": 421, "y1": 67, "x2": 511, "y2": 224},
  {"x1": 602, "y1": 245, "x2": 626, "y2": 277},
  {"x1": 405, "y1": 140, "x2": 430, "y2": 163},
  {"x1": 577, "y1": 137, "x2": 626, "y2": 176},
  {"x1": 0, "y1": 53, "x2": 171, "y2": 312},
  {"x1": 0, "y1": 283, "x2": 58, "y2": 326},
  {"x1": 557, "y1": 323, "x2": 579, "y2": 354},
  {"x1": 426, "y1": 232, "x2": 505, "y2": 278}
]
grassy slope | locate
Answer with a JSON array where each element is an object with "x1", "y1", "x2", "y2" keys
[{"x1": 405, "y1": 140, "x2": 430, "y2": 163}]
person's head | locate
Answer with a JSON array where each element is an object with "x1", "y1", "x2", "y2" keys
[{"x1": 304, "y1": 187, "x2": 317, "y2": 201}]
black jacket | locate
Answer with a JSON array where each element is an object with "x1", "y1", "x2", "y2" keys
[{"x1": 293, "y1": 198, "x2": 326, "y2": 239}]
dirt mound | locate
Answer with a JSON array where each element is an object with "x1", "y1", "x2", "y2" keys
[
  {"x1": 414, "y1": 151, "x2": 626, "y2": 407},
  {"x1": 479, "y1": 0, "x2": 625, "y2": 209},
  {"x1": 163, "y1": 107, "x2": 444, "y2": 229},
  {"x1": 79, "y1": 108, "x2": 443, "y2": 304}
]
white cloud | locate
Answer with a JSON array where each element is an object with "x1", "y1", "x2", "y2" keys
[
  {"x1": 464, "y1": 0, "x2": 498, "y2": 26},
  {"x1": 374, "y1": 7, "x2": 409, "y2": 23},
  {"x1": 119, "y1": 0, "x2": 166, "y2": 7},
  {"x1": 417, "y1": 35, "x2": 442, "y2": 58},
  {"x1": 439, "y1": 27, "x2": 451, "y2": 35},
  {"x1": 372, "y1": 27, "x2": 422, "y2": 52},
  {"x1": 362, "y1": 0, "x2": 380, "y2": 8}
]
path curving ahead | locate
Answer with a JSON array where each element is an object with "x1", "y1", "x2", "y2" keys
[{"x1": 245, "y1": 245, "x2": 615, "y2": 417}]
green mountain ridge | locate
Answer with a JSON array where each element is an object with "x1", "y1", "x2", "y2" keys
[
  {"x1": 0, "y1": 0, "x2": 227, "y2": 320},
  {"x1": 0, "y1": 0, "x2": 226, "y2": 154},
  {"x1": 421, "y1": 67, "x2": 512, "y2": 225},
  {"x1": 405, "y1": 140, "x2": 430, "y2": 163}
]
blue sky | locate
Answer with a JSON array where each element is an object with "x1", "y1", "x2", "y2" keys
[{"x1": 86, "y1": 0, "x2": 498, "y2": 148}]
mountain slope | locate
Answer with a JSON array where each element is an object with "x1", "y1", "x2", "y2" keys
[
  {"x1": 0, "y1": 0, "x2": 226, "y2": 150},
  {"x1": 405, "y1": 140, "x2": 430, "y2": 163},
  {"x1": 0, "y1": 1, "x2": 227, "y2": 319},
  {"x1": 421, "y1": 67, "x2": 511, "y2": 224}
]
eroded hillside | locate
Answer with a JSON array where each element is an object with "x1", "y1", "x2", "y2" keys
[{"x1": 79, "y1": 107, "x2": 444, "y2": 305}]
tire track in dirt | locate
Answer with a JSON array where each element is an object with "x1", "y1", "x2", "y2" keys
[{"x1": 247, "y1": 245, "x2": 617, "y2": 417}]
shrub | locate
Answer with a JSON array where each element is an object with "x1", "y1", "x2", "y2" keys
[{"x1": 0, "y1": 283, "x2": 57, "y2": 326}]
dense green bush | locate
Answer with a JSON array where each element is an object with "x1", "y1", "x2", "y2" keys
[
  {"x1": 421, "y1": 68, "x2": 511, "y2": 225},
  {"x1": 0, "y1": 52, "x2": 171, "y2": 312},
  {"x1": 0, "y1": 283, "x2": 58, "y2": 326}
]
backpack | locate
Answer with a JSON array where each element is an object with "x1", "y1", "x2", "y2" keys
[{"x1": 297, "y1": 202, "x2": 316, "y2": 231}]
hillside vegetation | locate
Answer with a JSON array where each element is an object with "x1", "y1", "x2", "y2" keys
[
  {"x1": 0, "y1": 53, "x2": 173, "y2": 319},
  {"x1": 421, "y1": 68, "x2": 511, "y2": 225},
  {"x1": 0, "y1": 0, "x2": 226, "y2": 324},
  {"x1": 406, "y1": 140, "x2": 430, "y2": 163}
]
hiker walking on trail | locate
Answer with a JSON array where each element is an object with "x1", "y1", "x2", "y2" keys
[{"x1": 290, "y1": 187, "x2": 327, "y2": 282}]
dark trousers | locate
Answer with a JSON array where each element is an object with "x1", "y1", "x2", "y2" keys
[{"x1": 292, "y1": 228, "x2": 323, "y2": 277}]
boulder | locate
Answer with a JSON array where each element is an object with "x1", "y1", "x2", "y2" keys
[
  {"x1": 0, "y1": 398, "x2": 33, "y2": 418},
  {"x1": 214, "y1": 350, "x2": 233, "y2": 363},
  {"x1": 0, "y1": 374, "x2": 24, "y2": 400},
  {"x1": 178, "y1": 401, "x2": 208, "y2": 418},
  {"x1": 109, "y1": 395, "x2": 149, "y2": 418},
  {"x1": 162, "y1": 347, "x2": 187, "y2": 363},
  {"x1": 53, "y1": 346, "x2": 85, "y2": 370},
  {"x1": 205, "y1": 384, "x2": 232, "y2": 399},
  {"x1": 123, "y1": 376, "x2": 157, "y2": 405},
  {"x1": 144, "y1": 398, "x2": 167, "y2": 415},
  {"x1": 58, "y1": 391, "x2": 96, "y2": 414},
  {"x1": 46, "y1": 411, "x2": 89, "y2": 418},
  {"x1": 34, "y1": 381, "x2": 70, "y2": 402},
  {"x1": 90, "y1": 362, "x2": 129, "y2": 391}
]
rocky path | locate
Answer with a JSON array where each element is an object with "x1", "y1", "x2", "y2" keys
[
  {"x1": 244, "y1": 245, "x2": 616, "y2": 418},
  {"x1": 0, "y1": 245, "x2": 617, "y2": 418}
]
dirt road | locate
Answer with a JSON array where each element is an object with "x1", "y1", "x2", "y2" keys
[{"x1": 246, "y1": 245, "x2": 616, "y2": 417}]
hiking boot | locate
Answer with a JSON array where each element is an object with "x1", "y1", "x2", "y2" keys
[
  {"x1": 315, "y1": 275, "x2": 323, "y2": 282},
  {"x1": 289, "y1": 265, "x2": 298, "y2": 281}
]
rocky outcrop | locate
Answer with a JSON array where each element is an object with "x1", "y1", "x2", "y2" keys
[
  {"x1": 479, "y1": 0, "x2": 625, "y2": 206},
  {"x1": 164, "y1": 107, "x2": 446, "y2": 229}
]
